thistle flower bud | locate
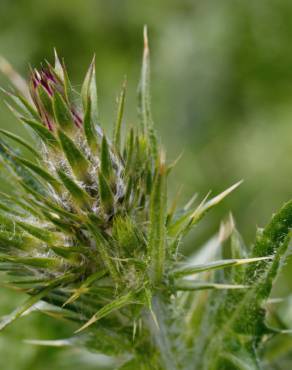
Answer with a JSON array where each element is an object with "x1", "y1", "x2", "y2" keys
[{"x1": 29, "y1": 65, "x2": 82, "y2": 131}]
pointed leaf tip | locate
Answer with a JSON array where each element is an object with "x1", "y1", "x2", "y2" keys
[
  {"x1": 113, "y1": 78, "x2": 127, "y2": 152},
  {"x1": 190, "y1": 180, "x2": 243, "y2": 225},
  {"x1": 143, "y1": 25, "x2": 149, "y2": 56},
  {"x1": 75, "y1": 291, "x2": 135, "y2": 333},
  {"x1": 81, "y1": 56, "x2": 98, "y2": 122}
]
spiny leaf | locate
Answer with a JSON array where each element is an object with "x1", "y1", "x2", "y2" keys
[
  {"x1": 0, "y1": 140, "x2": 46, "y2": 194},
  {"x1": 0, "y1": 273, "x2": 75, "y2": 331},
  {"x1": 36, "y1": 83, "x2": 53, "y2": 116},
  {"x1": 0, "y1": 230, "x2": 38, "y2": 252},
  {"x1": 58, "y1": 59, "x2": 77, "y2": 105},
  {"x1": 190, "y1": 181, "x2": 243, "y2": 226},
  {"x1": 174, "y1": 280, "x2": 249, "y2": 291},
  {"x1": 0, "y1": 201, "x2": 26, "y2": 217},
  {"x1": 0, "y1": 286, "x2": 54, "y2": 331},
  {"x1": 137, "y1": 26, "x2": 157, "y2": 159},
  {"x1": 50, "y1": 246, "x2": 90, "y2": 262},
  {"x1": 0, "y1": 88, "x2": 39, "y2": 120},
  {"x1": 63, "y1": 269, "x2": 107, "y2": 306},
  {"x1": 168, "y1": 181, "x2": 242, "y2": 237},
  {"x1": 20, "y1": 184, "x2": 80, "y2": 223},
  {"x1": 0, "y1": 255, "x2": 62, "y2": 269},
  {"x1": 83, "y1": 98, "x2": 99, "y2": 152},
  {"x1": 58, "y1": 130, "x2": 90, "y2": 182},
  {"x1": 24, "y1": 338, "x2": 74, "y2": 347},
  {"x1": 98, "y1": 171, "x2": 114, "y2": 214},
  {"x1": 0, "y1": 129, "x2": 41, "y2": 159},
  {"x1": 53, "y1": 91, "x2": 74, "y2": 132},
  {"x1": 14, "y1": 156, "x2": 62, "y2": 193},
  {"x1": 112, "y1": 215, "x2": 144, "y2": 255},
  {"x1": 75, "y1": 291, "x2": 136, "y2": 333},
  {"x1": 100, "y1": 135, "x2": 113, "y2": 181},
  {"x1": 53, "y1": 49, "x2": 64, "y2": 81},
  {"x1": 0, "y1": 191, "x2": 43, "y2": 218},
  {"x1": 166, "y1": 187, "x2": 183, "y2": 226},
  {"x1": 167, "y1": 209, "x2": 193, "y2": 237},
  {"x1": 113, "y1": 79, "x2": 126, "y2": 152},
  {"x1": 148, "y1": 154, "x2": 167, "y2": 284},
  {"x1": 21, "y1": 118, "x2": 59, "y2": 148},
  {"x1": 86, "y1": 222, "x2": 119, "y2": 282},
  {"x1": 57, "y1": 169, "x2": 92, "y2": 209},
  {"x1": 17, "y1": 221, "x2": 59, "y2": 244},
  {"x1": 81, "y1": 56, "x2": 98, "y2": 122},
  {"x1": 124, "y1": 127, "x2": 134, "y2": 174},
  {"x1": 172, "y1": 256, "x2": 273, "y2": 278},
  {"x1": 229, "y1": 223, "x2": 248, "y2": 283}
]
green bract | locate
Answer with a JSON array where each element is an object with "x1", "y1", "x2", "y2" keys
[{"x1": 0, "y1": 28, "x2": 291, "y2": 369}]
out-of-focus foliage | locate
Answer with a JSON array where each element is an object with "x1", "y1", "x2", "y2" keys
[{"x1": 0, "y1": 0, "x2": 291, "y2": 369}]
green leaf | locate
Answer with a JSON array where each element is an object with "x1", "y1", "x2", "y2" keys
[
  {"x1": 0, "y1": 273, "x2": 75, "y2": 331},
  {"x1": 17, "y1": 221, "x2": 59, "y2": 244},
  {"x1": 83, "y1": 97, "x2": 99, "y2": 152},
  {"x1": 168, "y1": 181, "x2": 242, "y2": 237},
  {"x1": 98, "y1": 171, "x2": 114, "y2": 214},
  {"x1": 53, "y1": 48, "x2": 64, "y2": 81},
  {"x1": 148, "y1": 154, "x2": 167, "y2": 284},
  {"x1": 52, "y1": 91, "x2": 74, "y2": 132},
  {"x1": 14, "y1": 156, "x2": 62, "y2": 193},
  {"x1": 112, "y1": 215, "x2": 144, "y2": 255},
  {"x1": 124, "y1": 128, "x2": 134, "y2": 174},
  {"x1": 20, "y1": 184, "x2": 80, "y2": 223},
  {"x1": 174, "y1": 280, "x2": 249, "y2": 291},
  {"x1": 21, "y1": 118, "x2": 59, "y2": 148},
  {"x1": 0, "y1": 191, "x2": 43, "y2": 218},
  {"x1": 75, "y1": 291, "x2": 135, "y2": 333},
  {"x1": 63, "y1": 269, "x2": 107, "y2": 306},
  {"x1": 59, "y1": 60, "x2": 78, "y2": 106},
  {"x1": 0, "y1": 255, "x2": 62, "y2": 269},
  {"x1": 100, "y1": 135, "x2": 113, "y2": 181},
  {"x1": 36, "y1": 84, "x2": 53, "y2": 116},
  {"x1": 229, "y1": 224, "x2": 248, "y2": 283},
  {"x1": 57, "y1": 169, "x2": 92, "y2": 209},
  {"x1": 24, "y1": 338, "x2": 74, "y2": 347},
  {"x1": 167, "y1": 209, "x2": 193, "y2": 237},
  {"x1": 0, "y1": 286, "x2": 53, "y2": 331},
  {"x1": 86, "y1": 222, "x2": 118, "y2": 282},
  {"x1": 0, "y1": 230, "x2": 38, "y2": 252},
  {"x1": 172, "y1": 256, "x2": 272, "y2": 279},
  {"x1": 0, "y1": 201, "x2": 25, "y2": 217},
  {"x1": 58, "y1": 130, "x2": 90, "y2": 182},
  {"x1": 190, "y1": 181, "x2": 243, "y2": 226},
  {"x1": 81, "y1": 56, "x2": 98, "y2": 122},
  {"x1": 113, "y1": 79, "x2": 126, "y2": 152},
  {"x1": 137, "y1": 26, "x2": 157, "y2": 159},
  {"x1": 0, "y1": 129, "x2": 41, "y2": 159},
  {"x1": 50, "y1": 245, "x2": 89, "y2": 260},
  {"x1": 0, "y1": 88, "x2": 39, "y2": 120},
  {"x1": 0, "y1": 139, "x2": 47, "y2": 194}
]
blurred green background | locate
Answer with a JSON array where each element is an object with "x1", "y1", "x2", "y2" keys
[{"x1": 0, "y1": 0, "x2": 291, "y2": 369}]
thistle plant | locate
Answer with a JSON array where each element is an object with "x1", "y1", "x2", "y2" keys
[{"x1": 0, "y1": 28, "x2": 291, "y2": 370}]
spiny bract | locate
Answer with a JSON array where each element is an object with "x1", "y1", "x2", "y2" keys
[{"x1": 0, "y1": 29, "x2": 291, "y2": 370}]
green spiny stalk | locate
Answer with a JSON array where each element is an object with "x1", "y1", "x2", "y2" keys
[{"x1": 0, "y1": 27, "x2": 291, "y2": 370}]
